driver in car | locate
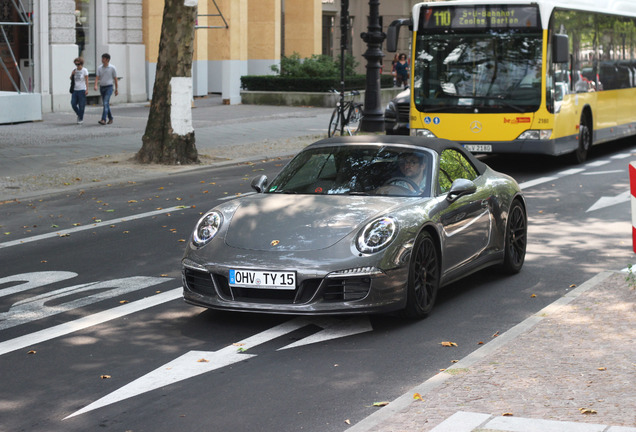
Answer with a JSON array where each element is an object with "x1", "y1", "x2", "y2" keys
[{"x1": 395, "y1": 152, "x2": 428, "y2": 193}]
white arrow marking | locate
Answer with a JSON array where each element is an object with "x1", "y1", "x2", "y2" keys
[
  {"x1": 586, "y1": 190, "x2": 630, "y2": 212},
  {"x1": 65, "y1": 316, "x2": 372, "y2": 419},
  {"x1": 279, "y1": 316, "x2": 373, "y2": 350}
]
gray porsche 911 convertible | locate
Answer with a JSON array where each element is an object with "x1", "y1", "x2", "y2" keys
[{"x1": 182, "y1": 136, "x2": 527, "y2": 318}]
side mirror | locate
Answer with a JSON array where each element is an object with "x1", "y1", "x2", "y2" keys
[
  {"x1": 387, "y1": 18, "x2": 412, "y2": 53},
  {"x1": 251, "y1": 175, "x2": 268, "y2": 193},
  {"x1": 552, "y1": 34, "x2": 569, "y2": 64},
  {"x1": 446, "y1": 178, "x2": 477, "y2": 202}
]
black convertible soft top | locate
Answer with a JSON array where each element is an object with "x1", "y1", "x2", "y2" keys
[{"x1": 309, "y1": 136, "x2": 488, "y2": 175}]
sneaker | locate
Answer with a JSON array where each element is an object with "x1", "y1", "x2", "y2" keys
[{"x1": 77, "y1": 119, "x2": 83, "y2": 124}]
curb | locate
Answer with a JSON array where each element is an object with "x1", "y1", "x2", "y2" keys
[{"x1": 345, "y1": 270, "x2": 617, "y2": 432}]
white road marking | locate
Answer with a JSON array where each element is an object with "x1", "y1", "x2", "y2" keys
[
  {"x1": 0, "y1": 276, "x2": 169, "y2": 330},
  {"x1": 582, "y1": 170, "x2": 624, "y2": 176},
  {"x1": 611, "y1": 152, "x2": 633, "y2": 159},
  {"x1": 0, "y1": 206, "x2": 191, "y2": 249},
  {"x1": 0, "y1": 288, "x2": 182, "y2": 357},
  {"x1": 65, "y1": 316, "x2": 373, "y2": 418},
  {"x1": 586, "y1": 190, "x2": 630, "y2": 212},
  {"x1": 0, "y1": 271, "x2": 78, "y2": 299}
]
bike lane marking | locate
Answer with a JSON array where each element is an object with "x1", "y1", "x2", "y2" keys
[
  {"x1": 0, "y1": 205, "x2": 191, "y2": 250},
  {"x1": 0, "y1": 288, "x2": 182, "y2": 356}
]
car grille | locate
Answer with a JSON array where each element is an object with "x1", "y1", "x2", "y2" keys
[
  {"x1": 183, "y1": 268, "x2": 215, "y2": 295},
  {"x1": 184, "y1": 269, "x2": 371, "y2": 304},
  {"x1": 323, "y1": 277, "x2": 371, "y2": 301},
  {"x1": 396, "y1": 103, "x2": 410, "y2": 121}
]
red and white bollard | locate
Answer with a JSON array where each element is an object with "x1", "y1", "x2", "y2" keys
[{"x1": 630, "y1": 162, "x2": 636, "y2": 253}]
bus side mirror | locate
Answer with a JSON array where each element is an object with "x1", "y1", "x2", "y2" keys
[
  {"x1": 387, "y1": 18, "x2": 412, "y2": 53},
  {"x1": 552, "y1": 34, "x2": 569, "y2": 64}
]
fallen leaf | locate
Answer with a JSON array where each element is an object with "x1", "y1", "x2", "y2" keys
[
  {"x1": 569, "y1": 284, "x2": 577, "y2": 288},
  {"x1": 478, "y1": 341, "x2": 484, "y2": 345},
  {"x1": 344, "y1": 419, "x2": 351, "y2": 425},
  {"x1": 119, "y1": 300, "x2": 129, "y2": 304},
  {"x1": 160, "y1": 274, "x2": 168, "y2": 277},
  {"x1": 373, "y1": 401, "x2": 390, "y2": 407},
  {"x1": 597, "y1": 367, "x2": 607, "y2": 371},
  {"x1": 579, "y1": 408, "x2": 597, "y2": 415},
  {"x1": 178, "y1": 239, "x2": 186, "y2": 242},
  {"x1": 27, "y1": 350, "x2": 36, "y2": 355},
  {"x1": 128, "y1": 200, "x2": 138, "y2": 203},
  {"x1": 451, "y1": 360, "x2": 459, "y2": 363},
  {"x1": 197, "y1": 358, "x2": 209, "y2": 363},
  {"x1": 413, "y1": 393, "x2": 422, "y2": 401},
  {"x1": 101, "y1": 375, "x2": 111, "y2": 379},
  {"x1": 492, "y1": 331, "x2": 500, "y2": 338},
  {"x1": 502, "y1": 412, "x2": 514, "y2": 416},
  {"x1": 440, "y1": 341, "x2": 458, "y2": 347},
  {"x1": 530, "y1": 294, "x2": 537, "y2": 298}
]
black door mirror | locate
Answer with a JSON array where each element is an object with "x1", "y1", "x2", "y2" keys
[
  {"x1": 446, "y1": 178, "x2": 477, "y2": 202},
  {"x1": 552, "y1": 34, "x2": 569, "y2": 64}
]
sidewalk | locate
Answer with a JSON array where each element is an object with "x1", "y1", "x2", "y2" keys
[
  {"x1": 1, "y1": 95, "x2": 635, "y2": 432},
  {"x1": 0, "y1": 94, "x2": 332, "y2": 201},
  {"x1": 348, "y1": 271, "x2": 635, "y2": 432}
]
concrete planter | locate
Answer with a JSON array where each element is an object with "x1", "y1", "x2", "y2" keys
[{"x1": 240, "y1": 87, "x2": 404, "y2": 108}]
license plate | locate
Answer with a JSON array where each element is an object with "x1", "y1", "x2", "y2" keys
[
  {"x1": 229, "y1": 269, "x2": 296, "y2": 290},
  {"x1": 464, "y1": 144, "x2": 492, "y2": 153}
]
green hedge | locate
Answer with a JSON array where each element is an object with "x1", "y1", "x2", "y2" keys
[{"x1": 241, "y1": 74, "x2": 394, "y2": 92}]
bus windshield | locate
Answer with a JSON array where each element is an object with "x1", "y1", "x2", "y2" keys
[{"x1": 413, "y1": 30, "x2": 543, "y2": 113}]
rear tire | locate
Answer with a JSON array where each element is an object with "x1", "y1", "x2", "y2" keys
[
  {"x1": 500, "y1": 200, "x2": 527, "y2": 274},
  {"x1": 403, "y1": 231, "x2": 439, "y2": 319},
  {"x1": 345, "y1": 104, "x2": 362, "y2": 135},
  {"x1": 328, "y1": 107, "x2": 341, "y2": 137}
]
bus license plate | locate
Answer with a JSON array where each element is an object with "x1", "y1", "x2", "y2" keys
[
  {"x1": 229, "y1": 269, "x2": 296, "y2": 290},
  {"x1": 464, "y1": 144, "x2": 492, "y2": 153}
]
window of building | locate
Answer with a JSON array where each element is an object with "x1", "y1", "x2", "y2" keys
[{"x1": 75, "y1": 0, "x2": 96, "y2": 72}]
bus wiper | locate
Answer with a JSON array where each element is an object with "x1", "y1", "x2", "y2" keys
[{"x1": 471, "y1": 96, "x2": 525, "y2": 113}]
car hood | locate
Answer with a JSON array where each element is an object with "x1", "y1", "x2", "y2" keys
[{"x1": 224, "y1": 194, "x2": 404, "y2": 252}]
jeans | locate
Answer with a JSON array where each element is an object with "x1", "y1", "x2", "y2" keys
[
  {"x1": 71, "y1": 90, "x2": 87, "y2": 121},
  {"x1": 99, "y1": 85, "x2": 114, "y2": 121}
]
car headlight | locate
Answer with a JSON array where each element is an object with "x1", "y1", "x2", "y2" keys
[
  {"x1": 356, "y1": 217, "x2": 398, "y2": 254},
  {"x1": 192, "y1": 211, "x2": 223, "y2": 247}
]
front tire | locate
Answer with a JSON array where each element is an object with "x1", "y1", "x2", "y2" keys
[
  {"x1": 328, "y1": 107, "x2": 341, "y2": 137},
  {"x1": 403, "y1": 231, "x2": 440, "y2": 319},
  {"x1": 572, "y1": 117, "x2": 592, "y2": 163},
  {"x1": 500, "y1": 199, "x2": 527, "y2": 274}
]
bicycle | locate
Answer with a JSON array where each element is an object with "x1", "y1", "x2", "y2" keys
[{"x1": 328, "y1": 89, "x2": 363, "y2": 137}]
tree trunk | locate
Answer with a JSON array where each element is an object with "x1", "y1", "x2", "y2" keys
[{"x1": 136, "y1": 0, "x2": 199, "y2": 165}]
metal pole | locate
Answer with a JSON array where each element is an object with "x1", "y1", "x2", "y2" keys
[
  {"x1": 360, "y1": 0, "x2": 386, "y2": 132},
  {"x1": 339, "y1": 0, "x2": 349, "y2": 124}
]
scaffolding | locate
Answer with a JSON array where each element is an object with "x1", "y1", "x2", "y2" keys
[{"x1": 0, "y1": 0, "x2": 34, "y2": 93}]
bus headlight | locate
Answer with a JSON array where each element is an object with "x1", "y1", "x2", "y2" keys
[
  {"x1": 411, "y1": 129, "x2": 437, "y2": 138},
  {"x1": 517, "y1": 130, "x2": 552, "y2": 140}
]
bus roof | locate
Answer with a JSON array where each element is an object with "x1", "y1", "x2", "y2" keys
[{"x1": 413, "y1": 0, "x2": 636, "y2": 31}]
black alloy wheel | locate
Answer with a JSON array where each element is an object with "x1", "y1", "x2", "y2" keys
[
  {"x1": 501, "y1": 199, "x2": 527, "y2": 274},
  {"x1": 404, "y1": 231, "x2": 440, "y2": 319}
]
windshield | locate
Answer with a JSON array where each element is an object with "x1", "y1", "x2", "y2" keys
[
  {"x1": 413, "y1": 31, "x2": 543, "y2": 113},
  {"x1": 268, "y1": 145, "x2": 433, "y2": 197}
]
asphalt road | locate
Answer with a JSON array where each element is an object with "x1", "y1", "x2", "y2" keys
[{"x1": 1, "y1": 138, "x2": 634, "y2": 432}]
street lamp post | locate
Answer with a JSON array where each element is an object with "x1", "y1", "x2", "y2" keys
[{"x1": 360, "y1": 0, "x2": 386, "y2": 132}]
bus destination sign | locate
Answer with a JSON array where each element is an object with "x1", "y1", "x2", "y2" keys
[{"x1": 421, "y1": 6, "x2": 539, "y2": 30}]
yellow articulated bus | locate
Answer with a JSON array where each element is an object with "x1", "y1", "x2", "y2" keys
[{"x1": 387, "y1": 0, "x2": 636, "y2": 163}]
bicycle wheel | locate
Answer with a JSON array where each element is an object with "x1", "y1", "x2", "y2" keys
[
  {"x1": 328, "y1": 107, "x2": 341, "y2": 137},
  {"x1": 345, "y1": 104, "x2": 362, "y2": 135}
]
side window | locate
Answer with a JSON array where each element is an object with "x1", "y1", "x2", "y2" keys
[{"x1": 438, "y1": 149, "x2": 479, "y2": 193}]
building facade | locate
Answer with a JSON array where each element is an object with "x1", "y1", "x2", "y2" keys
[{"x1": 0, "y1": 0, "x2": 419, "y2": 124}]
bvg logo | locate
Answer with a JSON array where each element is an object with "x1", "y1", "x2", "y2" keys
[{"x1": 470, "y1": 121, "x2": 482, "y2": 133}]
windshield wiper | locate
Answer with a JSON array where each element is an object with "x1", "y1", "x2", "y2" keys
[{"x1": 470, "y1": 95, "x2": 525, "y2": 113}]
